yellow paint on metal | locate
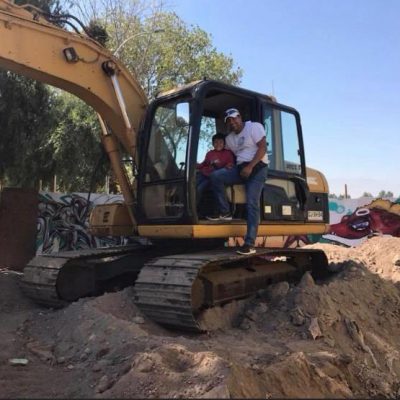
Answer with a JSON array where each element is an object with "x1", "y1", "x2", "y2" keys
[
  {"x1": 306, "y1": 167, "x2": 329, "y2": 193},
  {"x1": 138, "y1": 223, "x2": 329, "y2": 238}
]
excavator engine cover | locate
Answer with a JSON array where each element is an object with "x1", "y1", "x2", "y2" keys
[{"x1": 89, "y1": 203, "x2": 133, "y2": 236}]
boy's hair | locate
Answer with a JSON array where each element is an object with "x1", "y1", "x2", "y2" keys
[{"x1": 212, "y1": 133, "x2": 225, "y2": 144}]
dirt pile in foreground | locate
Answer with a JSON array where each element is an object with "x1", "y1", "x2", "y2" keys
[{"x1": 1, "y1": 236, "x2": 400, "y2": 398}]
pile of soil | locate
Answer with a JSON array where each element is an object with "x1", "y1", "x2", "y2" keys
[{"x1": 1, "y1": 236, "x2": 400, "y2": 398}]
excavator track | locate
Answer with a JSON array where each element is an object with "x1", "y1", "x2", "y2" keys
[
  {"x1": 134, "y1": 247, "x2": 329, "y2": 332},
  {"x1": 21, "y1": 244, "x2": 151, "y2": 308}
]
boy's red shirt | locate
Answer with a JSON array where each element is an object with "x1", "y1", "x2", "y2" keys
[{"x1": 197, "y1": 149, "x2": 235, "y2": 176}]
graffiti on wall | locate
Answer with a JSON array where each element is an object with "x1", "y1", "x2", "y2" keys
[
  {"x1": 37, "y1": 192, "x2": 132, "y2": 254},
  {"x1": 323, "y1": 197, "x2": 400, "y2": 247}
]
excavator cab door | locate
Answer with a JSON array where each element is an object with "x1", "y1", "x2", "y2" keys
[
  {"x1": 138, "y1": 98, "x2": 191, "y2": 222},
  {"x1": 260, "y1": 102, "x2": 309, "y2": 221}
]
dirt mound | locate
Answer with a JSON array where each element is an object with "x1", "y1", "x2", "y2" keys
[{"x1": 2, "y1": 236, "x2": 400, "y2": 398}]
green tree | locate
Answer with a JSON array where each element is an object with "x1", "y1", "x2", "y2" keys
[
  {"x1": 362, "y1": 192, "x2": 373, "y2": 197},
  {"x1": 0, "y1": 71, "x2": 57, "y2": 188},
  {"x1": 109, "y1": 12, "x2": 243, "y2": 98},
  {"x1": 378, "y1": 190, "x2": 394, "y2": 199},
  {"x1": 49, "y1": 93, "x2": 109, "y2": 192}
]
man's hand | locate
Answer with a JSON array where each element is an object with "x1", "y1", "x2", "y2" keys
[{"x1": 240, "y1": 164, "x2": 253, "y2": 178}]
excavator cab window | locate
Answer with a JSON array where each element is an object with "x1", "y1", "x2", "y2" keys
[
  {"x1": 263, "y1": 105, "x2": 303, "y2": 175},
  {"x1": 145, "y1": 100, "x2": 190, "y2": 182},
  {"x1": 197, "y1": 115, "x2": 218, "y2": 163},
  {"x1": 140, "y1": 99, "x2": 191, "y2": 220}
]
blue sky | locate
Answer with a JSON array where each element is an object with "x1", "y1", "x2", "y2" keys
[{"x1": 169, "y1": 0, "x2": 400, "y2": 198}]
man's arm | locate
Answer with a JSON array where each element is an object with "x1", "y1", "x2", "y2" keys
[{"x1": 240, "y1": 137, "x2": 266, "y2": 178}]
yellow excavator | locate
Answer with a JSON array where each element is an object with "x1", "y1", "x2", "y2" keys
[{"x1": 0, "y1": 0, "x2": 330, "y2": 331}]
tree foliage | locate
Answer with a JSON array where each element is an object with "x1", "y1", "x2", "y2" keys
[
  {"x1": 111, "y1": 12, "x2": 243, "y2": 98},
  {"x1": 0, "y1": 71, "x2": 57, "y2": 188},
  {"x1": 69, "y1": 0, "x2": 243, "y2": 98},
  {"x1": 49, "y1": 93, "x2": 109, "y2": 192},
  {"x1": 362, "y1": 192, "x2": 373, "y2": 197},
  {"x1": 330, "y1": 191, "x2": 397, "y2": 199},
  {"x1": 378, "y1": 190, "x2": 394, "y2": 199}
]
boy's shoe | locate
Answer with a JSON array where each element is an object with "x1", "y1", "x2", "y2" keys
[
  {"x1": 236, "y1": 245, "x2": 256, "y2": 255},
  {"x1": 206, "y1": 212, "x2": 232, "y2": 221},
  {"x1": 219, "y1": 212, "x2": 233, "y2": 220}
]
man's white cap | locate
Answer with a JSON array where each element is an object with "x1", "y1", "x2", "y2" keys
[{"x1": 224, "y1": 108, "x2": 240, "y2": 123}]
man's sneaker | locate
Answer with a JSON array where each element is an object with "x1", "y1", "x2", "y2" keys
[
  {"x1": 206, "y1": 213, "x2": 232, "y2": 221},
  {"x1": 236, "y1": 245, "x2": 256, "y2": 255},
  {"x1": 206, "y1": 214, "x2": 220, "y2": 221}
]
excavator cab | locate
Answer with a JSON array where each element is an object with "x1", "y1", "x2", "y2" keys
[{"x1": 136, "y1": 80, "x2": 329, "y2": 234}]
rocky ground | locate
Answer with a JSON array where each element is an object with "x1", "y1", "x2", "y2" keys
[{"x1": 1, "y1": 236, "x2": 400, "y2": 398}]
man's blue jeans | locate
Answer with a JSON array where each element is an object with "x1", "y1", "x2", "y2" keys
[{"x1": 209, "y1": 164, "x2": 268, "y2": 246}]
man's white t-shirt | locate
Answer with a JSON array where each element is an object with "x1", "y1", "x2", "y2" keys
[{"x1": 225, "y1": 121, "x2": 268, "y2": 165}]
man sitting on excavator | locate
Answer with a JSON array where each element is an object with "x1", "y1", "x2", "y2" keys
[{"x1": 207, "y1": 108, "x2": 268, "y2": 255}]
